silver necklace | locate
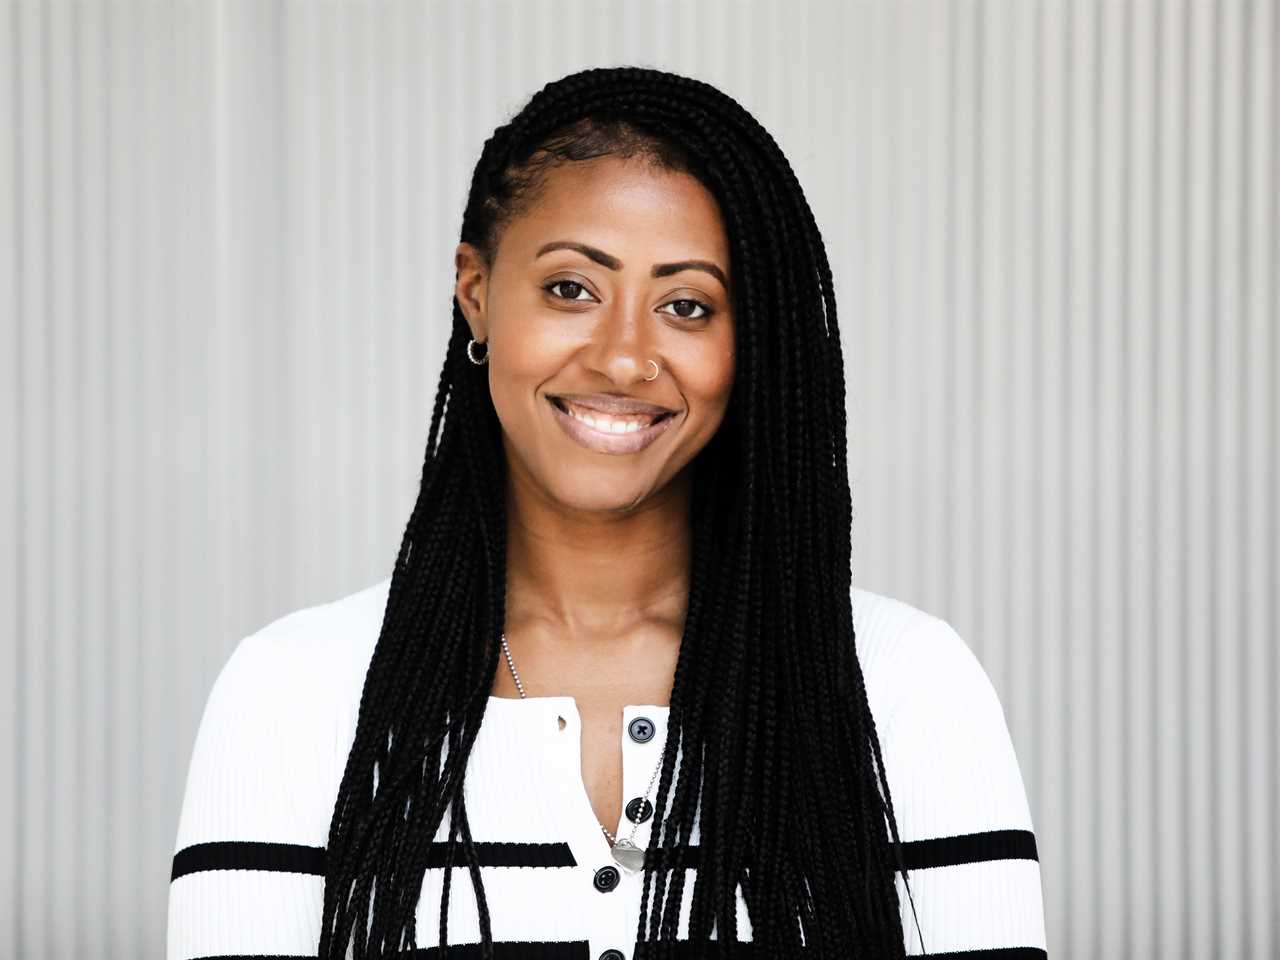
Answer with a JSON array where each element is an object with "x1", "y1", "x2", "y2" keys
[{"x1": 499, "y1": 631, "x2": 663, "y2": 874}]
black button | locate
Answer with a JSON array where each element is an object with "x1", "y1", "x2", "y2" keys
[
  {"x1": 627, "y1": 716, "x2": 656, "y2": 743},
  {"x1": 593, "y1": 864, "x2": 621, "y2": 892},
  {"x1": 599, "y1": 951, "x2": 626, "y2": 960},
  {"x1": 625, "y1": 797, "x2": 653, "y2": 823}
]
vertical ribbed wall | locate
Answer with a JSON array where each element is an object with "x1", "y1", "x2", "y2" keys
[{"x1": 2, "y1": 2, "x2": 1275, "y2": 957}]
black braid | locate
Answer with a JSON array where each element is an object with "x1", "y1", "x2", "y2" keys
[{"x1": 317, "y1": 65, "x2": 924, "y2": 960}]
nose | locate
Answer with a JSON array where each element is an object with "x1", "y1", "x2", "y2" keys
[{"x1": 583, "y1": 293, "x2": 658, "y2": 385}]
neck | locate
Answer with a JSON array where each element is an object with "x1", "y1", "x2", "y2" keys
[{"x1": 504, "y1": 469, "x2": 692, "y2": 641}]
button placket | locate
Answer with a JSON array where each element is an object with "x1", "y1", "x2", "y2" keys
[
  {"x1": 617, "y1": 706, "x2": 672, "y2": 863},
  {"x1": 600, "y1": 705, "x2": 664, "y2": 954},
  {"x1": 583, "y1": 704, "x2": 675, "y2": 956}
]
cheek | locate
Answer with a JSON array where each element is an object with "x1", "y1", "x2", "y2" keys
[
  {"x1": 683, "y1": 327, "x2": 736, "y2": 413},
  {"x1": 486, "y1": 299, "x2": 575, "y2": 402}
]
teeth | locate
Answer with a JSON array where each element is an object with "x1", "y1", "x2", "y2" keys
[{"x1": 560, "y1": 400, "x2": 655, "y2": 433}]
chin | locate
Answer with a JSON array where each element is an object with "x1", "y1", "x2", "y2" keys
[{"x1": 547, "y1": 473, "x2": 661, "y2": 515}]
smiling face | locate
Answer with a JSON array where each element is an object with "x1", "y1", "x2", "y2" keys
[{"x1": 454, "y1": 153, "x2": 736, "y2": 515}]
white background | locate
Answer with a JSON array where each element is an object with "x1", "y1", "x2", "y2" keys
[{"x1": 2, "y1": 1, "x2": 1277, "y2": 957}]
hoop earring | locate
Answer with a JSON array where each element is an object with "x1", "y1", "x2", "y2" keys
[
  {"x1": 643, "y1": 359, "x2": 660, "y2": 381},
  {"x1": 467, "y1": 338, "x2": 489, "y2": 365}
]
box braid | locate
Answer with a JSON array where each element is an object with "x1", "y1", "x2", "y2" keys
[{"x1": 316, "y1": 66, "x2": 924, "y2": 960}]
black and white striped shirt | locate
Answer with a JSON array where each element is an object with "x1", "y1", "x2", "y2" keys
[{"x1": 167, "y1": 577, "x2": 1047, "y2": 958}]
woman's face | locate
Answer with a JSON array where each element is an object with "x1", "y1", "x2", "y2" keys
[{"x1": 454, "y1": 154, "x2": 736, "y2": 515}]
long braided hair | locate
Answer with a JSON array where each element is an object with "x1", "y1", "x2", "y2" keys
[{"x1": 318, "y1": 65, "x2": 923, "y2": 959}]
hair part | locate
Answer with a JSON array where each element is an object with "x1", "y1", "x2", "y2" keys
[
  {"x1": 317, "y1": 65, "x2": 924, "y2": 960},
  {"x1": 472, "y1": 115, "x2": 703, "y2": 269}
]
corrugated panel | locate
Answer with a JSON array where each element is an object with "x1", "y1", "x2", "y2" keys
[{"x1": 1, "y1": 1, "x2": 1274, "y2": 957}]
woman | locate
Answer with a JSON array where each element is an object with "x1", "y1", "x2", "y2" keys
[{"x1": 167, "y1": 67, "x2": 1047, "y2": 959}]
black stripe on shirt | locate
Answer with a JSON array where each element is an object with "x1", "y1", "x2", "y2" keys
[
  {"x1": 635, "y1": 945, "x2": 1045, "y2": 959},
  {"x1": 638, "y1": 831, "x2": 1037, "y2": 873},
  {"x1": 172, "y1": 840, "x2": 579, "y2": 880},
  {"x1": 188, "y1": 945, "x2": 591, "y2": 960},
  {"x1": 898, "y1": 829, "x2": 1039, "y2": 871},
  {"x1": 186, "y1": 946, "x2": 1045, "y2": 960},
  {"x1": 405, "y1": 945, "x2": 590, "y2": 959},
  {"x1": 173, "y1": 830, "x2": 1033, "y2": 882},
  {"x1": 422, "y1": 840, "x2": 579, "y2": 868},
  {"x1": 171, "y1": 841, "x2": 325, "y2": 880}
]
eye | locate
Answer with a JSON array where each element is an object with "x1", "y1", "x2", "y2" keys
[
  {"x1": 543, "y1": 279, "x2": 596, "y2": 302},
  {"x1": 659, "y1": 298, "x2": 714, "y2": 321}
]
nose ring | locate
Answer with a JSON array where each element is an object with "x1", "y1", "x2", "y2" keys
[{"x1": 644, "y1": 359, "x2": 660, "y2": 381}]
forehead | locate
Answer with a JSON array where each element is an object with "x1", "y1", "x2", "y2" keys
[{"x1": 496, "y1": 154, "x2": 731, "y2": 266}]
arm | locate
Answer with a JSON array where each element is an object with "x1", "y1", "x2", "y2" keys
[
  {"x1": 875, "y1": 615, "x2": 1048, "y2": 957},
  {"x1": 166, "y1": 631, "x2": 334, "y2": 960}
]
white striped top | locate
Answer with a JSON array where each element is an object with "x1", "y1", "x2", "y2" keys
[{"x1": 167, "y1": 577, "x2": 1048, "y2": 959}]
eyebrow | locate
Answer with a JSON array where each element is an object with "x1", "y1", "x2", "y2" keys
[{"x1": 534, "y1": 240, "x2": 730, "y2": 292}]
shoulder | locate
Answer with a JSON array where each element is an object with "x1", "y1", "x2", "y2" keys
[
  {"x1": 849, "y1": 583, "x2": 944, "y2": 683},
  {"x1": 205, "y1": 573, "x2": 393, "y2": 758},
  {"x1": 850, "y1": 584, "x2": 1003, "y2": 745},
  {"x1": 231, "y1": 575, "x2": 392, "y2": 686},
  {"x1": 173, "y1": 576, "x2": 392, "y2": 849},
  {"x1": 849, "y1": 583, "x2": 1033, "y2": 836}
]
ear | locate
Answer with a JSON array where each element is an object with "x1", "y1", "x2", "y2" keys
[{"x1": 454, "y1": 242, "x2": 490, "y2": 341}]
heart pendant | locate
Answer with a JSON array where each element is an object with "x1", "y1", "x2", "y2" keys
[{"x1": 610, "y1": 837, "x2": 646, "y2": 873}]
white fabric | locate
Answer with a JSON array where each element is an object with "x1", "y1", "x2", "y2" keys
[{"x1": 167, "y1": 577, "x2": 1048, "y2": 959}]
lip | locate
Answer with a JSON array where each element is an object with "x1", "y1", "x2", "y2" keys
[
  {"x1": 547, "y1": 396, "x2": 678, "y2": 455},
  {"x1": 550, "y1": 392, "x2": 677, "y2": 416}
]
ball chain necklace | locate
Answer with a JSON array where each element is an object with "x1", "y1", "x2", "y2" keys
[{"x1": 499, "y1": 631, "x2": 665, "y2": 874}]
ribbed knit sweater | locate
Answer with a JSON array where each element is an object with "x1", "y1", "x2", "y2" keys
[{"x1": 167, "y1": 577, "x2": 1048, "y2": 959}]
